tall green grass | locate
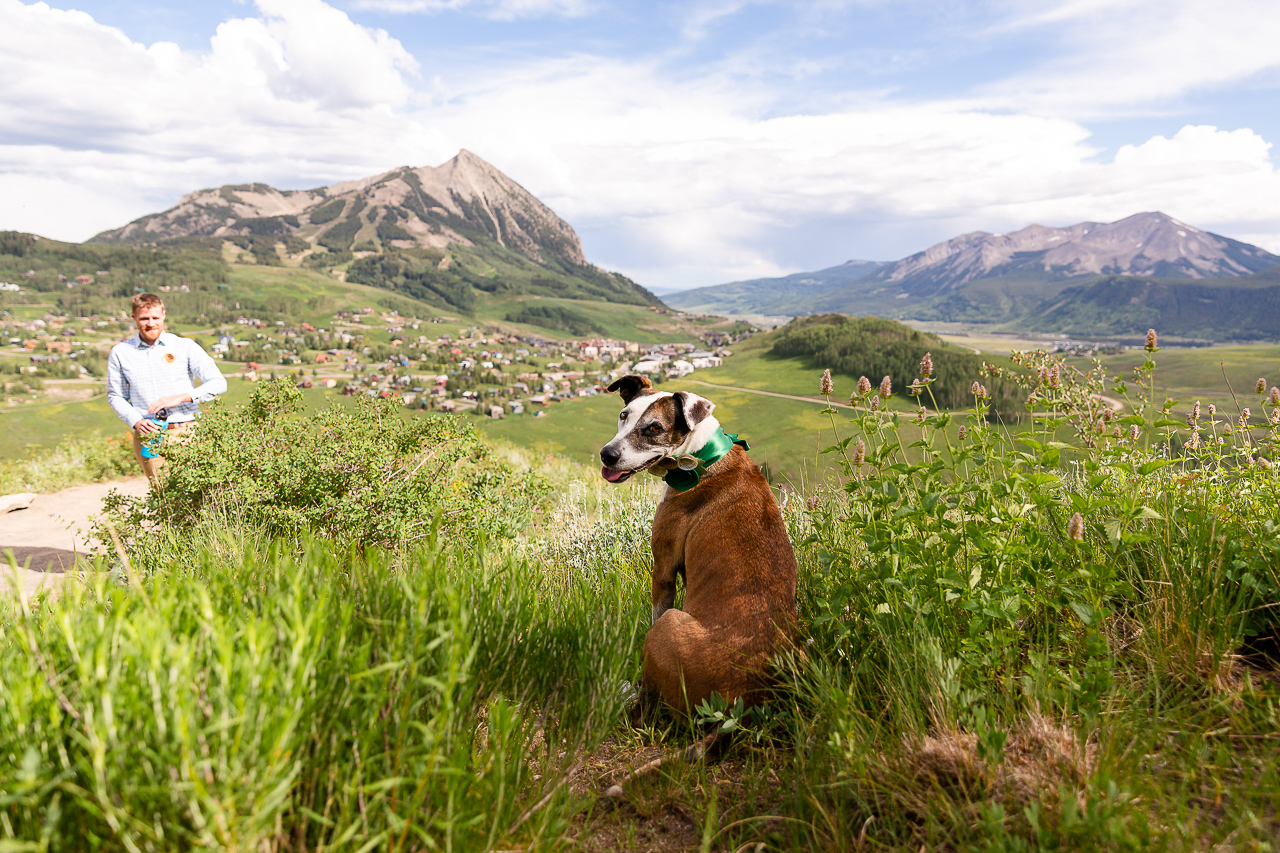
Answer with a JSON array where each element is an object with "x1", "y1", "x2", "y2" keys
[{"x1": 1, "y1": 534, "x2": 645, "y2": 851}]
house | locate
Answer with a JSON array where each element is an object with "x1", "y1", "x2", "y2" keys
[
  {"x1": 667, "y1": 360, "x2": 694, "y2": 378},
  {"x1": 690, "y1": 354, "x2": 722, "y2": 369},
  {"x1": 314, "y1": 353, "x2": 329, "y2": 363},
  {"x1": 487, "y1": 405, "x2": 505, "y2": 419},
  {"x1": 321, "y1": 378, "x2": 338, "y2": 388},
  {"x1": 296, "y1": 378, "x2": 314, "y2": 389},
  {"x1": 439, "y1": 400, "x2": 458, "y2": 412},
  {"x1": 402, "y1": 393, "x2": 417, "y2": 405},
  {"x1": 507, "y1": 401, "x2": 524, "y2": 415}
]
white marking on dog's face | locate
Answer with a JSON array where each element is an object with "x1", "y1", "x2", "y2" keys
[{"x1": 599, "y1": 390, "x2": 720, "y2": 484}]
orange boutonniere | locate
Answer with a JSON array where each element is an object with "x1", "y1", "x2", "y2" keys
[{"x1": 164, "y1": 353, "x2": 176, "y2": 363}]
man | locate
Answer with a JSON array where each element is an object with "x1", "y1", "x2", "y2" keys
[{"x1": 107, "y1": 293, "x2": 227, "y2": 483}]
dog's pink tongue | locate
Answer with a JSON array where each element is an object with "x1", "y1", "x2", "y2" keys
[{"x1": 601, "y1": 466, "x2": 626, "y2": 483}]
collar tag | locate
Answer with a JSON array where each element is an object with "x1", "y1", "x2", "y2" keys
[{"x1": 661, "y1": 429, "x2": 749, "y2": 492}]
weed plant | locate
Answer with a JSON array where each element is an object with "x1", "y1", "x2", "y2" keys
[
  {"x1": 793, "y1": 338, "x2": 1280, "y2": 849},
  {"x1": 0, "y1": 431, "x2": 135, "y2": 494}
]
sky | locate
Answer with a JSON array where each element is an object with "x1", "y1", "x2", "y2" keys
[{"x1": 2, "y1": 0, "x2": 1279, "y2": 291}]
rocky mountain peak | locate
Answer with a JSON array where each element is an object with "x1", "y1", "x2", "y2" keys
[
  {"x1": 91, "y1": 151, "x2": 587, "y2": 268},
  {"x1": 870, "y1": 211, "x2": 1278, "y2": 295}
]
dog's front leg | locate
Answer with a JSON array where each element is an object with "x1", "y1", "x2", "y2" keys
[{"x1": 651, "y1": 562, "x2": 679, "y2": 624}]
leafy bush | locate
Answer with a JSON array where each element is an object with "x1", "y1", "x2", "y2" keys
[{"x1": 99, "y1": 379, "x2": 549, "y2": 560}]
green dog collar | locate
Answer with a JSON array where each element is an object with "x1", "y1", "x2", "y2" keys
[{"x1": 649, "y1": 428, "x2": 750, "y2": 492}]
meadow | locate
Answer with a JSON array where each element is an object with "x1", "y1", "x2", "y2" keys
[{"x1": 2, "y1": 337, "x2": 1279, "y2": 851}]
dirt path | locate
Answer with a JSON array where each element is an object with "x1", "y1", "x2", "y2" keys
[
  {"x1": 0, "y1": 478, "x2": 150, "y2": 600},
  {"x1": 688, "y1": 379, "x2": 862, "y2": 410}
]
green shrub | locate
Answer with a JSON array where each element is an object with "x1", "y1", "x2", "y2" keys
[{"x1": 98, "y1": 379, "x2": 549, "y2": 560}]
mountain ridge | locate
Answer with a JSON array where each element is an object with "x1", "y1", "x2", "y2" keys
[
  {"x1": 666, "y1": 212, "x2": 1280, "y2": 340},
  {"x1": 90, "y1": 151, "x2": 660, "y2": 312}
]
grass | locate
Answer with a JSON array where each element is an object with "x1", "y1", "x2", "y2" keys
[{"x1": 2, "y1": 342, "x2": 1280, "y2": 851}]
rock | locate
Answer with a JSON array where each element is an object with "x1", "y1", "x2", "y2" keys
[{"x1": 0, "y1": 492, "x2": 36, "y2": 513}]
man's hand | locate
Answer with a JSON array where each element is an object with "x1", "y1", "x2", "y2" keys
[
  {"x1": 134, "y1": 418, "x2": 162, "y2": 435},
  {"x1": 147, "y1": 393, "x2": 192, "y2": 414}
]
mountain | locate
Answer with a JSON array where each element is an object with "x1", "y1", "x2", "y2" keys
[
  {"x1": 667, "y1": 213, "x2": 1280, "y2": 340},
  {"x1": 665, "y1": 259, "x2": 883, "y2": 315},
  {"x1": 91, "y1": 150, "x2": 659, "y2": 312},
  {"x1": 864, "y1": 212, "x2": 1278, "y2": 297}
]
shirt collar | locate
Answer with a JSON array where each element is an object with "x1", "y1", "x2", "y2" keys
[{"x1": 131, "y1": 331, "x2": 169, "y2": 349}]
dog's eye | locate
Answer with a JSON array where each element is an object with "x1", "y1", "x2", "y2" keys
[{"x1": 645, "y1": 424, "x2": 662, "y2": 435}]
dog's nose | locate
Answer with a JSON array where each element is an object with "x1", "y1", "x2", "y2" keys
[{"x1": 600, "y1": 445, "x2": 621, "y2": 467}]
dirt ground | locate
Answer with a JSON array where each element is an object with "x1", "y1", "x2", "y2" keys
[{"x1": 0, "y1": 477, "x2": 150, "y2": 599}]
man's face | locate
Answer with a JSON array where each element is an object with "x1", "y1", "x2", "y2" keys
[{"x1": 133, "y1": 305, "x2": 166, "y2": 343}]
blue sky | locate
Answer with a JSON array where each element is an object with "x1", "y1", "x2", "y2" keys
[{"x1": 2, "y1": 0, "x2": 1279, "y2": 289}]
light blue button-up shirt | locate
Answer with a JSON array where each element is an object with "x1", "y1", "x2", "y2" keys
[{"x1": 107, "y1": 331, "x2": 228, "y2": 427}]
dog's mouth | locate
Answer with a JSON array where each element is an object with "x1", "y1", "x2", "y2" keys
[{"x1": 600, "y1": 456, "x2": 662, "y2": 484}]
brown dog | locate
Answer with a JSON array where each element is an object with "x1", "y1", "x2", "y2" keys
[{"x1": 600, "y1": 374, "x2": 798, "y2": 714}]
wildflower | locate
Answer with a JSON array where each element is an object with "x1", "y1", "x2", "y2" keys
[
  {"x1": 1224, "y1": 425, "x2": 1233, "y2": 436},
  {"x1": 958, "y1": 425, "x2": 968, "y2": 440},
  {"x1": 1258, "y1": 456, "x2": 1273, "y2": 470},
  {"x1": 1145, "y1": 328, "x2": 1158, "y2": 352},
  {"x1": 820, "y1": 369, "x2": 833, "y2": 395},
  {"x1": 979, "y1": 384, "x2": 988, "y2": 399},
  {"x1": 1239, "y1": 409, "x2": 1250, "y2": 430},
  {"x1": 971, "y1": 380, "x2": 981, "y2": 396},
  {"x1": 1257, "y1": 378, "x2": 1267, "y2": 395},
  {"x1": 1218, "y1": 437, "x2": 1225, "y2": 445},
  {"x1": 1130, "y1": 425, "x2": 1141, "y2": 441},
  {"x1": 1191, "y1": 400, "x2": 1200, "y2": 421},
  {"x1": 915, "y1": 407, "x2": 926, "y2": 424},
  {"x1": 852, "y1": 437, "x2": 866, "y2": 466},
  {"x1": 869, "y1": 395, "x2": 880, "y2": 412},
  {"x1": 1208, "y1": 403, "x2": 1217, "y2": 416},
  {"x1": 920, "y1": 352, "x2": 933, "y2": 378},
  {"x1": 1186, "y1": 411, "x2": 1196, "y2": 427},
  {"x1": 909, "y1": 380, "x2": 924, "y2": 396},
  {"x1": 857, "y1": 375, "x2": 872, "y2": 397},
  {"x1": 1102, "y1": 407, "x2": 1113, "y2": 423},
  {"x1": 1067, "y1": 512, "x2": 1085, "y2": 541},
  {"x1": 1273, "y1": 408, "x2": 1280, "y2": 426},
  {"x1": 879, "y1": 375, "x2": 892, "y2": 398},
  {"x1": 1112, "y1": 426, "x2": 1122, "y2": 438},
  {"x1": 1187, "y1": 431, "x2": 1200, "y2": 450},
  {"x1": 1050, "y1": 363, "x2": 1061, "y2": 388},
  {"x1": 1271, "y1": 386, "x2": 1280, "y2": 406}
]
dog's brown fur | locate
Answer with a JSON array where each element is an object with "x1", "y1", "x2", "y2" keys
[{"x1": 603, "y1": 376, "x2": 799, "y2": 714}]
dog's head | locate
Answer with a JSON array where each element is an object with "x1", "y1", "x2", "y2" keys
[{"x1": 599, "y1": 374, "x2": 719, "y2": 483}]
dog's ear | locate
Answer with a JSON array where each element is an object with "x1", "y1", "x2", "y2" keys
[
  {"x1": 672, "y1": 391, "x2": 715, "y2": 431},
  {"x1": 607, "y1": 374, "x2": 652, "y2": 404}
]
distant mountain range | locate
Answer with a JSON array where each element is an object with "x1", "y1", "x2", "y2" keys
[
  {"x1": 667, "y1": 213, "x2": 1280, "y2": 340},
  {"x1": 93, "y1": 150, "x2": 660, "y2": 312}
]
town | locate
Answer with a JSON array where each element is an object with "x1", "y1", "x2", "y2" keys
[{"x1": 1, "y1": 301, "x2": 750, "y2": 416}]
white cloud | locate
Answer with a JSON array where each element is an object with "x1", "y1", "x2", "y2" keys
[
  {"x1": 0, "y1": 0, "x2": 448, "y2": 240},
  {"x1": 0, "y1": 0, "x2": 1278, "y2": 289},
  {"x1": 351, "y1": 0, "x2": 594, "y2": 20},
  {"x1": 986, "y1": 0, "x2": 1280, "y2": 116}
]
